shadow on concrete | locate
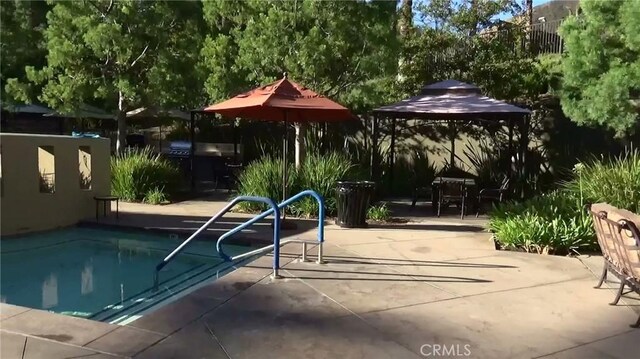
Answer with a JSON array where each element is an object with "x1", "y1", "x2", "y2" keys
[
  {"x1": 81, "y1": 211, "x2": 319, "y2": 246},
  {"x1": 129, "y1": 249, "x2": 638, "y2": 359},
  {"x1": 281, "y1": 267, "x2": 491, "y2": 283},
  {"x1": 320, "y1": 255, "x2": 515, "y2": 269},
  {"x1": 367, "y1": 223, "x2": 485, "y2": 232},
  {"x1": 386, "y1": 200, "x2": 489, "y2": 221}
]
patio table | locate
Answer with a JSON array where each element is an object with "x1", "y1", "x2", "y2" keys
[
  {"x1": 432, "y1": 177, "x2": 476, "y2": 186},
  {"x1": 431, "y1": 177, "x2": 477, "y2": 218}
]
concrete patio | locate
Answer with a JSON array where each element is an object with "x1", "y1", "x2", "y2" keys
[{"x1": 1, "y1": 198, "x2": 638, "y2": 358}]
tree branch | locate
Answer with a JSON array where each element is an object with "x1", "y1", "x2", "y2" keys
[{"x1": 129, "y1": 44, "x2": 149, "y2": 68}]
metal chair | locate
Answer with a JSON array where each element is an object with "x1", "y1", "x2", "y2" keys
[
  {"x1": 476, "y1": 176, "x2": 510, "y2": 217},
  {"x1": 437, "y1": 178, "x2": 469, "y2": 220}
]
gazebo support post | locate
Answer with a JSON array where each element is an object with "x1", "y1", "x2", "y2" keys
[
  {"x1": 282, "y1": 115, "x2": 288, "y2": 202},
  {"x1": 363, "y1": 114, "x2": 368, "y2": 153},
  {"x1": 389, "y1": 117, "x2": 396, "y2": 192},
  {"x1": 518, "y1": 116, "x2": 529, "y2": 198},
  {"x1": 190, "y1": 111, "x2": 196, "y2": 192},
  {"x1": 233, "y1": 118, "x2": 238, "y2": 162},
  {"x1": 370, "y1": 114, "x2": 379, "y2": 181},
  {"x1": 449, "y1": 120, "x2": 456, "y2": 168},
  {"x1": 508, "y1": 120, "x2": 514, "y2": 179}
]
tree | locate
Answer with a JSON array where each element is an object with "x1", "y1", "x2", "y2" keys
[
  {"x1": 201, "y1": 0, "x2": 399, "y2": 166},
  {"x1": 10, "y1": 0, "x2": 205, "y2": 152},
  {"x1": 1, "y1": 0, "x2": 49, "y2": 104},
  {"x1": 201, "y1": 0, "x2": 399, "y2": 112},
  {"x1": 402, "y1": 0, "x2": 528, "y2": 99},
  {"x1": 559, "y1": 0, "x2": 640, "y2": 137}
]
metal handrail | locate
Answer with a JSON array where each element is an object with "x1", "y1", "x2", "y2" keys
[
  {"x1": 216, "y1": 189, "x2": 326, "y2": 276},
  {"x1": 153, "y1": 196, "x2": 280, "y2": 289}
]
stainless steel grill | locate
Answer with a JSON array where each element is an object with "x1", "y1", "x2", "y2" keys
[{"x1": 166, "y1": 141, "x2": 191, "y2": 157}]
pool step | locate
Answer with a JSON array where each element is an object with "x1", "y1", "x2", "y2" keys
[{"x1": 90, "y1": 259, "x2": 239, "y2": 323}]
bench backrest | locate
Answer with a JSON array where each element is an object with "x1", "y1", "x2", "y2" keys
[
  {"x1": 591, "y1": 203, "x2": 640, "y2": 280},
  {"x1": 590, "y1": 203, "x2": 621, "y2": 265}
]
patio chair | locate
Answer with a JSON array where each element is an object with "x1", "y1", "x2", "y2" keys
[
  {"x1": 590, "y1": 204, "x2": 640, "y2": 328},
  {"x1": 411, "y1": 186, "x2": 434, "y2": 212},
  {"x1": 437, "y1": 178, "x2": 469, "y2": 220},
  {"x1": 476, "y1": 176, "x2": 510, "y2": 217}
]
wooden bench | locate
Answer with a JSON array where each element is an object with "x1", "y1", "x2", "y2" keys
[{"x1": 590, "y1": 203, "x2": 640, "y2": 328}]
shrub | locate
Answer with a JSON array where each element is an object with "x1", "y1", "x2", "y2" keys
[
  {"x1": 236, "y1": 155, "x2": 298, "y2": 212},
  {"x1": 563, "y1": 150, "x2": 640, "y2": 213},
  {"x1": 236, "y1": 152, "x2": 355, "y2": 216},
  {"x1": 143, "y1": 187, "x2": 168, "y2": 205},
  {"x1": 296, "y1": 152, "x2": 354, "y2": 215},
  {"x1": 489, "y1": 191, "x2": 595, "y2": 255},
  {"x1": 367, "y1": 203, "x2": 391, "y2": 222},
  {"x1": 111, "y1": 147, "x2": 180, "y2": 202},
  {"x1": 489, "y1": 149, "x2": 640, "y2": 255}
]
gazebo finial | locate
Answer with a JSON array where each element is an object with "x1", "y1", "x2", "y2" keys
[{"x1": 283, "y1": 72, "x2": 288, "y2": 79}]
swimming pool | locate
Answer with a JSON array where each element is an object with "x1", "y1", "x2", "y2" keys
[{"x1": 0, "y1": 227, "x2": 253, "y2": 324}]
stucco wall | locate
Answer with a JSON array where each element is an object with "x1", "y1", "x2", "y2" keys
[{"x1": 0, "y1": 133, "x2": 111, "y2": 235}]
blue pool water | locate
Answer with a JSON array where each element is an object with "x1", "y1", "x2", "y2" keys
[{"x1": 0, "y1": 227, "x2": 252, "y2": 323}]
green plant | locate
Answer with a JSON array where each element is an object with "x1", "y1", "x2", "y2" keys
[
  {"x1": 562, "y1": 150, "x2": 640, "y2": 213},
  {"x1": 236, "y1": 152, "x2": 355, "y2": 216},
  {"x1": 143, "y1": 187, "x2": 168, "y2": 205},
  {"x1": 489, "y1": 191, "x2": 595, "y2": 255},
  {"x1": 367, "y1": 203, "x2": 391, "y2": 222},
  {"x1": 489, "y1": 149, "x2": 640, "y2": 255},
  {"x1": 111, "y1": 147, "x2": 180, "y2": 202},
  {"x1": 236, "y1": 155, "x2": 298, "y2": 212},
  {"x1": 296, "y1": 152, "x2": 354, "y2": 215},
  {"x1": 463, "y1": 139, "x2": 509, "y2": 189}
]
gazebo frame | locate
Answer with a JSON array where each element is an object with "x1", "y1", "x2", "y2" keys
[{"x1": 370, "y1": 80, "x2": 531, "y2": 194}]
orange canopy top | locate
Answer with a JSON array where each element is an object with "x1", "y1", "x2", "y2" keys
[{"x1": 203, "y1": 75, "x2": 356, "y2": 122}]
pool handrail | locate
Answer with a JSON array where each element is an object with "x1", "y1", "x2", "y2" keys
[
  {"x1": 153, "y1": 196, "x2": 279, "y2": 290},
  {"x1": 216, "y1": 189, "x2": 325, "y2": 267}
]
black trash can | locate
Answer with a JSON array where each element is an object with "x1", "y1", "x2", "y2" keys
[{"x1": 335, "y1": 181, "x2": 376, "y2": 228}]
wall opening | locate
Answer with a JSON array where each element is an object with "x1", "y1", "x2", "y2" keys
[
  {"x1": 78, "y1": 146, "x2": 92, "y2": 190},
  {"x1": 38, "y1": 146, "x2": 55, "y2": 193}
]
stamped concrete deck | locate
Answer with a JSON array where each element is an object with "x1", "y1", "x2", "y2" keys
[{"x1": 1, "y1": 198, "x2": 639, "y2": 358}]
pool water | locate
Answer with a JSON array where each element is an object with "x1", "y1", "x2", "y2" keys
[{"x1": 0, "y1": 227, "x2": 252, "y2": 323}]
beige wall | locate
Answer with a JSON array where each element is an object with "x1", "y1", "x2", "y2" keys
[{"x1": 1, "y1": 133, "x2": 110, "y2": 235}]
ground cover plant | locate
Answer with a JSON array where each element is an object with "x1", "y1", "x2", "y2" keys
[{"x1": 489, "y1": 150, "x2": 640, "y2": 255}]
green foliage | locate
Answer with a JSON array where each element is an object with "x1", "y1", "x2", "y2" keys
[
  {"x1": 8, "y1": 1, "x2": 205, "y2": 152},
  {"x1": 236, "y1": 152, "x2": 354, "y2": 216},
  {"x1": 1, "y1": 0, "x2": 49, "y2": 103},
  {"x1": 111, "y1": 147, "x2": 180, "y2": 202},
  {"x1": 236, "y1": 155, "x2": 298, "y2": 212},
  {"x1": 143, "y1": 187, "x2": 168, "y2": 205},
  {"x1": 367, "y1": 203, "x2": 391, "y2": 222},
  {"x1": 563, "y1": 150, "x2": 640, "y2": 213},
  {"x1": 489, "y1": 191, "x2": 594, "y2": 255},
  {"x1": 462, "y1": 139, "x2": 510, "y2": 189},
  {"x1": 295, "y1": 152, "x2": 355, "y2": 216},
  {"x1": 200, "y1": 0, "x2": 399, "y2": 112},
  {"x1": 403, "y1": 0, "x2": 533, "y2": 101},
  {"x1": 490, "y1": 150, "x2": 640, "y2": 254},
  {"x1": 559, "y1": 0, "x2": 640, "y2": 136}
]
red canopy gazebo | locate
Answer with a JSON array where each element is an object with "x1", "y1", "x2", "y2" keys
[{"x1": 198, "y1": 74, "x2": 356, "y2": 199}]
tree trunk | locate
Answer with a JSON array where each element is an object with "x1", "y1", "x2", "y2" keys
[
  {"x1": 295, "y1": 122, "x2": 306, "y2": 169},
  {"x1": 525, "y1": 0, "x2": 533, "y2": 53},
  {"x1": 398, "y1": 0, "x2": 413, "y2": 37},
  {"x1": 116, "y1": 90, "x2": 127, "y2": 154}
]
